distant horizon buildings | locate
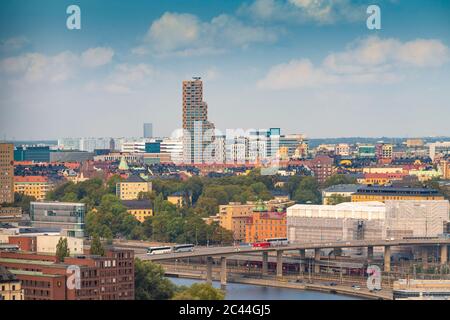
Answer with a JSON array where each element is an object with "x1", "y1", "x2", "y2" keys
[{"x1": 143, "y1": 123, "x2": 153, "y2": 139}]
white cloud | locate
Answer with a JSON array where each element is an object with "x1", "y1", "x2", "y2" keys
[
  {"x1": 146, "y1": 12, "x2": 201, "y2": 53},
  {"x1": 0, "y1": 36, "x2": 30, "y2": 51},
  {"x1": 0, "y1": 51, "x2": 78, "y2": 83},
  {"x1": 258, "y1": 36, "x2": 450, "y2": 90},
  {"x1": 324, "y1": 37, "x2": 450, "y2": 70},
  {"x1": 0, "y1": 47, "x2": 115, "y2": 83},
  {"x1": 81, "y1": 47, "x2": 114, "y2": 68},
  {"x1": 85, "y1": 63, "x2": 157, "y2": 94},
  {"x1": 239, "y1": 0, "x2": 364, "y2": 24},
  {"x1": 134, "y1": 12, "x2": 279, "y2": 56},
  {"x1": 203, "y1": 67, "x2": 221, "y2": 81},
  {"x1": 258, "y1": 59, "x2": 337, "y2": 89}
]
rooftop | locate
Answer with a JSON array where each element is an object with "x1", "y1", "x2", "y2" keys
[
  {"x1": 14, "y1": 176, "x2": 49, "y2": 183},
  {"x1": 0, "y1": 266, "x2": 18, "y2": 283},
  {"x1": 322, "y1": 184, "x2": 360, "y2": 193},
  {"x1": 122, "y1": 200, "x2": 153, "y2": 209},
  {"x1": 0, "y1": 257, "x2": 55, "y2": 266},
  {"x1": 9, "y1": 269, "x2": 62, "y2": 278},
  {"x1": 355, "y1": 186, "x2": 441, "y2": 196},
  {"x1": 124, "y1": 175, "x2": 147, "y2": 183},
  {"x1": 288, "y1": 201, "x2": 386, "y2": 211}
]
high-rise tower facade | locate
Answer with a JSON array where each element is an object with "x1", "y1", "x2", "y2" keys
[
  {"x1": 182, "y1": 78, "x2": 214, "y2": 164},
  {"x1": 0, "y1": 143, "x2": 14, "y2": 204}
]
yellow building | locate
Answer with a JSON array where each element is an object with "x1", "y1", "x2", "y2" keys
[
  {"x1": 381, "y1": 144, "x2": 393, "y2": 159},
  {"x1": 351, "y1": 186, "x2": 445, "y2": 203},
  {"x1": 217, "y1": 203, "x2": 255, "y2": 242},
  {"x1": 362, "y1": 167, "x2": 404, "y2": 174},
  {"x1": 277, "y1": 147, "x2": 289, "y2": 160},
  {"x1": 0, "y1": 266, "x2": 23, "y2": 300},
  {"x1": 167, "y1": 192, "x2": 191, "y2": 207},
  {"x1": 14, "y1": 176, "x2": 54, "y2": 201},
  {"x1": 439, "y1": 159, "x2": 450, "y2": 180},
  {"x1": 357, "y1": 173, "x2": 405, "y2": 186},
  {"x1": 122, "y1": 200, "x2": 153, "y2": 223},
  {"x1": 116, "y1": 175, "x2": 152, "y2": 200}
]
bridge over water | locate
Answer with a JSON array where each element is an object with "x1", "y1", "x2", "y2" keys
[{"x1": 134, "y1": 238, "x2": 450, "y2": 286}]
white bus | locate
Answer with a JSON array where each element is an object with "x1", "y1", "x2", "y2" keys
[
  {"x1": 266, "y1": 237, "x2": 289, "y2": 247},
  {"x1": 147, "y1": 246, "x2": 172, "y2": 255},
  {"x1": 173, "y1": 244, "x2": 195, "y2": 253}
]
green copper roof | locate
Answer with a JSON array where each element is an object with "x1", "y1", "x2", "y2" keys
[
  {"x1": 253, "y1": 199, "x2": 267, "y2": 212},
  {"x1": 118, "y1": 156, "x2": 129, "y2": 171}
]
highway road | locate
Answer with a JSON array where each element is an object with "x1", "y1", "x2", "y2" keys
[{"x1": 125, "y1": 238, "x2": 450, "y2": 262}]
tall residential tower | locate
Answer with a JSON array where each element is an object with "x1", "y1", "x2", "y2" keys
[
  {"x1": 182, "y1": 78, "x2": 214, "y2": 163},
  {"x1": 0, "y1": 143, "x2": 14, "y2": 204}
]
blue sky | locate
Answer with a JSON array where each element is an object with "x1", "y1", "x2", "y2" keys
[{"x1": 0, "y1": 0, "x2": 449, "y2": 140}]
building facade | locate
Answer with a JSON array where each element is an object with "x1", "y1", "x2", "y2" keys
[
  {"x1": 287, "y1": 200, "x2": 449, "y2": 243},
  {"x1": 217, "y1": 203, "x2": 255, "y2": 242},
  {"x1": 0, "y1": 143, "x2": 14, "y2": 204},
  {"x1": 116, "y1": 175, "x2": 152, "y2": 201},
  {"x1": 30, "y1": 202, "x2": 86, "y2": 238},
  {"x1": 0, "y1": 207, "x2": 22, "y2": 223},
  {"x1": 14, "y1": 176, "x2": 55, "y2": 201},
  {"x1": 0, "y1": 248, "x2": 134, "y2": 300},
  {"x1": 0, "y1": 266, "x2": 23, "y2": 300},
  {"x1": 143, "y1": 123, "x2": 153, "y2": 139},
  {"x1": 122, "y1": 200, "x2": 153, "y2": 223},
  {"x1": 182, "y1": 78, "x2": 215, "y2": 164},
  {"x1": 351, "y1": 186, "x2": 445, "y2": 203},
  {"x1": 245, "y1": 202, "x2": 287, "y2": 243}
]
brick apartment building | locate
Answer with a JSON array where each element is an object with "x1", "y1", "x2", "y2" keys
[
  {"x1": 245, "y1": 201, "x2": 287, "y2": 243},
  {"x1": 0, "y1": 248, "x2": 134, "y2": 300}
]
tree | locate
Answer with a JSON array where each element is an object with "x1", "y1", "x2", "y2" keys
[
  {"x1": 134, "y1": 259, "x2": 177, "y2": 300},
  {"x1": 324, "y1": 174, "x2": 356, "y2": 188},
  {"x1": 327, "y1": 194, "x2": 351, "y2": 205},
  {"x1": 195, "y1": 196, "x2": 219, "y2": 216},
  {"x1": 292, "y1": 177, "x2": 321, "y2": 204},
  {"x1": 56, "y1": 237, "x2": 70, "y2": 262},
  {"x1": 172, "y1": 283, "x2": 225, "y2": 300},
  {"x1": 11, "y1": 192, "x2": 36, "y2": 215},
  {"x1": 90, "y1": 234, "x2": 105, "y2": 256},
  {"x1": 107, "y1": 175, "x2": 124, "y2": 194}
]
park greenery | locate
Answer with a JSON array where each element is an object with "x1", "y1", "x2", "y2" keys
[
  {"x1": 43, "y1": 170, "x2": 363, "y2": 243},
  {"x1": 134, "y1": 259, "x2": 224, "y2": 300},
  {"x1": 172, "y1": 283, "x2": 225, "y2": 300}
]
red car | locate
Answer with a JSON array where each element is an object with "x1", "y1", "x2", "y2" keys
[{"x1": 252, "y1": 242, "x2": 270, "y2": 248}]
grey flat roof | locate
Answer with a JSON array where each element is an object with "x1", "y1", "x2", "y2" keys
[{"x1": 322, "y1": 184, "x2": 360, "y2": 193}]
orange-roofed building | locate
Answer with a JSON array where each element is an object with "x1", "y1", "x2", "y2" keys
[
  {"x1": 13, "y1": 161, "x2": 34, "y2": 166},
  {"x1": 244, "y1": 201, "x2": 287, "y2": 243},
  {"x1": 358, "y1": 172, "x2": 406, "y2": 186},
  {"x1": 14, "y1": 176, "x2": 55, "y2": 201}
]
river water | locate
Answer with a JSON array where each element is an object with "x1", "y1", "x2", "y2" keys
[{"x1": 168, "y1": 277, "x2": 361, "y2": 300}]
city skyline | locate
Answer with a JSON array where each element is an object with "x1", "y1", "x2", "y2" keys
[{"x1": 1, "y1": 0, "x2": 450, "y2": 140}]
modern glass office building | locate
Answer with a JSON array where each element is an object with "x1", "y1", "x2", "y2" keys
[
  {"x1": 14, "y1": 146, "x2": 51, "y2": 162},
  {"x1": 30, "y1": 202, "x2": 85, "y2": 238}
]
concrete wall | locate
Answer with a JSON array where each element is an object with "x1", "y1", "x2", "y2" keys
[{"x1": 36, "y1": 235, "x2": 84, "y2": 255}]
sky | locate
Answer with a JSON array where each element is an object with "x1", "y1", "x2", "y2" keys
[{"x1": 0, "y1": 0, "x2": 449, "y2": 140}]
